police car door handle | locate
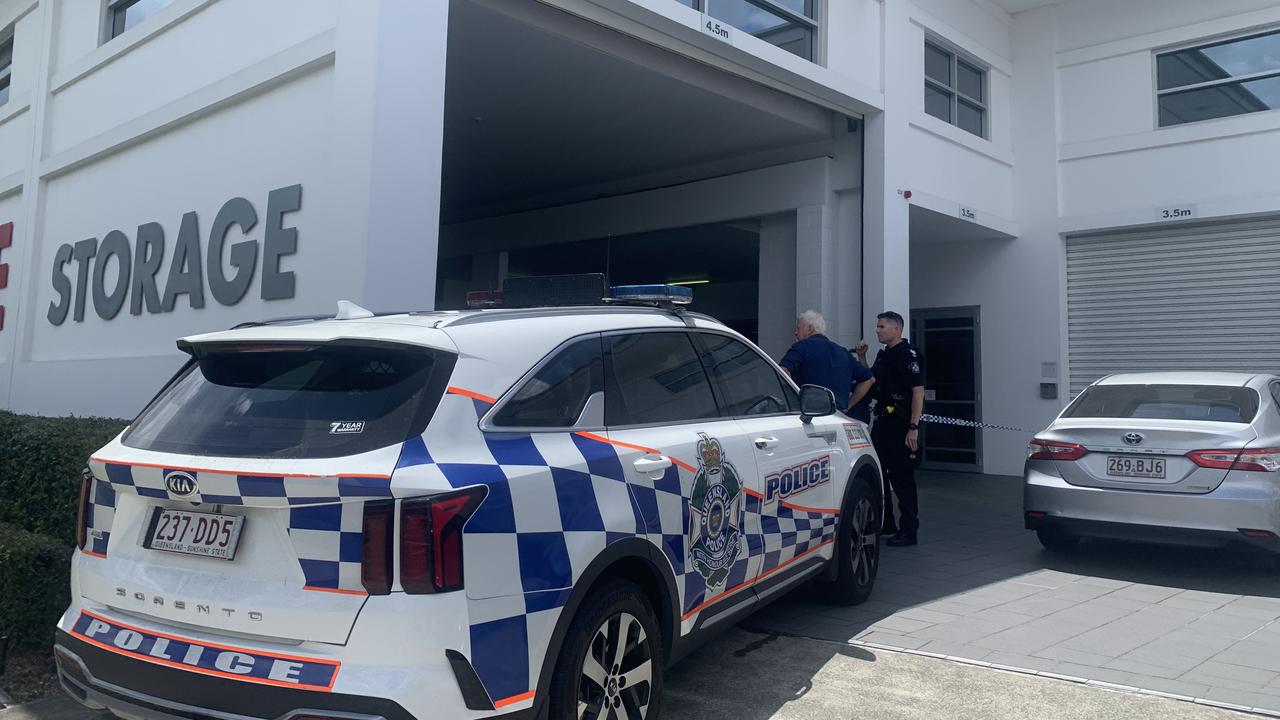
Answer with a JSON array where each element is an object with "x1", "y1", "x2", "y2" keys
[
  {"x1": 633, "y1": 455, "x2": 673, "y2": 475},
  {"x1": 753, "y1": 436, "x2": 780, "y2": 451}
]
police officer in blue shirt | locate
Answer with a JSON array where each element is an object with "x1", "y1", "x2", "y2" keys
[
  {"x1": 779, "y1": 311, "x2": 875, "y2": 419},
  {"x1": 855, "y1": 311, "x2": 926, "y2": 547}
]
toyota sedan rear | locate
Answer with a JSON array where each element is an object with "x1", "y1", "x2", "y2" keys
[{"x1": 1024, "y1": 372, "x2": 1280, "y2": 555}]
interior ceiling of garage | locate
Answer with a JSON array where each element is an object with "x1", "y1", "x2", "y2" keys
[{"x1": 441, "y1": 0, "x2": 837, "y2": 225}]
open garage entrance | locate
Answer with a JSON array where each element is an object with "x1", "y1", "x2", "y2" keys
[{"x1": 435, "y1": 0, "x2": 866, "y2": 357}]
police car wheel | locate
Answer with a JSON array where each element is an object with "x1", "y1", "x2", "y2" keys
[
  {"x1": 819, "y1": 479, "x2": 879, "y2": 606},
  {"x1": 549, "y1": 580, "x2": 664, "y2": 720}
]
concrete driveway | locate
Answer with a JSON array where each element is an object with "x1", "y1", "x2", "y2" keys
[{"x1": 744, "y1": 471, "x2": 1280, "y2": 716}]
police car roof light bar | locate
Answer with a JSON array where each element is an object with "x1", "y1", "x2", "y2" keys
[{"x1": 607, "y1": 284, "x2": 693, "y2": 313}]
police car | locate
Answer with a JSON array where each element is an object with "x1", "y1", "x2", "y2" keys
[{"x1": 54, "y1": 280, "x2": 883, "y2": 720}]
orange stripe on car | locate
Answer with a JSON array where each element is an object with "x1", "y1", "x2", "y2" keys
[
  {"x1": 574, "y1": 432, "x2": 697, "y2": 473},
  {"x1": 446, "y1": 386, "x2": 498, "y2": 404},
  {"x1": 680, "y1": 540, "x2": 835, "y2": 622},
  {"x1": 75, "y1": 610, "x2": 340, "y2": 690},
  {"x1": 88, "y1": 457, "x2": 391, "y2": 480},
  {"x1": 303, "y1": 586, "x2": 368, "y2": 596},
  {"x1": 494, "y1": 690, "x2": 536, "y2": 708}
]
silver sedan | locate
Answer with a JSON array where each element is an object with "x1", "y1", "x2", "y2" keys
[{"x1": 1024, "y1": 372, "x2": 1280, "y2": 555}]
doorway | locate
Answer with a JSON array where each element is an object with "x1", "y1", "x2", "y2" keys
[{"x1": 910, "y1": 307, "x2": 981, "y2": 472}]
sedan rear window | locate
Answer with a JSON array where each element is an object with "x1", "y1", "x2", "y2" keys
[
  {"x1": 1063, "y1": 384, "x2": 1259, "y2": 424},
  {"x1": 124, "y1": 342, "x2": 456, "y2": 458}
]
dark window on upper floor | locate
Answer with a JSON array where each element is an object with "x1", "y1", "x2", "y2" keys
[
  {"x1": 925, "y1": 39, "x2": 987, "y2": 139},
  {"x1": 0, "y1": 33, "x2": 12, "y2": 107},
  {"x1": 1157, "y1": 29, "x2": 1280, "y2": 126},
  {"x1": 675, "y1": 0, "x2": 819, "y2": 62},
  {"x1": 104, "y1": 0, "x2": 176, "y2": 42}
]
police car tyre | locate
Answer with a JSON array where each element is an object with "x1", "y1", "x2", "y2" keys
[
  {"x1": 818, "y1": 477, "x2": 879, "y2": 606},
  {"x1": 549, "y1": 580, "x2": 664, "y2": 720},
  {"x1": 1036, "y1": 526, "x2": 1080, "y2": 553}
]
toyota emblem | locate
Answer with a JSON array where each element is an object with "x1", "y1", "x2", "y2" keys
[
  {"x1": 1122, "y1": 432, "x2": 1144, "y2": 446},
  {"x1": 164, "y1": 471, "x2": 199, "y2": 497}
]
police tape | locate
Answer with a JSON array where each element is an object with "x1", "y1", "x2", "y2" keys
[{"x1": 920, "y1": 413, "x2": 1040, "y2": 434}]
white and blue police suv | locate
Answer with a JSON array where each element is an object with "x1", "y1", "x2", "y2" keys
[{"x1": 54, "y1": 282, "x2": 883, "y2": 720}]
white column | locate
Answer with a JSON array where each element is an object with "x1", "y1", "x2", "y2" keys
[
  {"x1": 861, "y1": 0, "x2": 912, "y2": 337},
  {"x1": 757, "y1": 212, "x2": 797, "y2": 360},
  {"x1": 332, "y1": 0, "x2": 449, "y2": 313}
]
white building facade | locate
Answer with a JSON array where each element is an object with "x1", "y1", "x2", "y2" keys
[{"x1": 1, "y1": 0, "x2": 1278, "y2": 476}]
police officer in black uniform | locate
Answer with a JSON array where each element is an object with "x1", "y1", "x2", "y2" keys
[{"x1": 855, "y1": 311, "x2": 925, "y2": 547}]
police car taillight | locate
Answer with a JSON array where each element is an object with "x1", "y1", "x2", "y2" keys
[
  {"x1": 401, "y1": 486, "x2": 487, "y2": 594},
  {"x1": 75, "y1": 466, "x2": 93, "y2": 550},
  {"x1": 361, "y1": 500, "x2": 395, "y2": 595}
]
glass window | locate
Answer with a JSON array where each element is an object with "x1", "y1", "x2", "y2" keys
[
  {"x1": 0, "y1": 34, "x2": 11, "y2": 107},
  {"x1": 491, "y1": 337, "x2": 602, "y2": 428},
  {"x1": 703, "y1": 0, "x2": 818, "y2": 61},
  {"x1": 124, "y1": 343, "x2": 456, "y2": 458},
  {"x1": 924, "y1": 40, "x2": 987, "y2": 139},
  {"x1": 694, "y1": 333, "x2": 791, "y2": 416},
  {"x1": 1158, "y1": 29, "x2": 1280, "y2": 126},
  {"x1": 957, "y1": 60, "x2": 984, "y2": 102},
  {"x1": 604, "y1": 332, "x2": 719, "y2": 426},
  {"x1": 106, "y1": 0, "x2": 175, "y2": 42},
  {"x1": 1062, "y1": 384, "x2": 1259, "y2": 424},
  {"x1": 925, "y1": 84, "x2": 952, "y2": 123},
  {"x1": 925, "y1": 43, "x2": 951, "y2": 85}
]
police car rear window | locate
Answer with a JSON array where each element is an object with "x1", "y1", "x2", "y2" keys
[
  {"x1": 1063, "y1": 384, "x2": 1259, "y2": 424},
  {"x1": 123, "y1": 342, "x2": 455, "y2": 458}
]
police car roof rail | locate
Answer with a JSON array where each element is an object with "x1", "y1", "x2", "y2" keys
[{"x1": 431, "y1": 305, "x2": 720, "y2": 328}]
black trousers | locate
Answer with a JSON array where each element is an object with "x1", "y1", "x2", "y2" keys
[{"x1": 872, "y1": 417, "x2": 919, "y2": 533}]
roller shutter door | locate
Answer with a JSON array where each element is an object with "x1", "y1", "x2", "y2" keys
[{"x1": 1066, "y1": 216, "x2": 1280, "y2": 396}]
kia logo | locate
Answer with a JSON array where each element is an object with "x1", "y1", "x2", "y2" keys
[
  {"x1": 165, "y1": 472, "x2": 199, "y2": 497},
  {"x1": 1123, "y1": 432, "x2": 1144, "y2": 446}
]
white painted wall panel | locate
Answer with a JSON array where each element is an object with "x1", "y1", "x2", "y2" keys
[
  {"x1": 1057, "y1": 53, "x2": 1153, "y2": 144},
  {"x1": 46, "y1": 0, "x2": 337, "y2": 156}
]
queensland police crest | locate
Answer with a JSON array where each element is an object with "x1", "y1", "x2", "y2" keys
[{"x1": 689, "y1": 433, "x2": 743, "y2": 588}]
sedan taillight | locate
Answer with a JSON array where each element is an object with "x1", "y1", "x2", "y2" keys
[
  {"x1": 1188, "y1": 448, "x2": 1280, "y2": 472},
  {"x1": 1028, "y1": 439, "x2": 1087, "y2": 461}
]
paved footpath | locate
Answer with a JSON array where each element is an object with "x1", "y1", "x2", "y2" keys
[
  {"x1": 747, "y1": 471, "x2": 1280, "y2": 716},
  {"x1": 2, "y1": 630, "x2": 1253, "y2": 720}
]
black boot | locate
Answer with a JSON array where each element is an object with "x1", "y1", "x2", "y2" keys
[
  {"x1": 886, "y1": 530, "x2": 917, "y2": 547},
  {"x1": 881, "y1": 510, "x2": 897, "y2": 537}
]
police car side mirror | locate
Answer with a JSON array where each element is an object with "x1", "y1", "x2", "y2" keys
[{"x1": 799, "y1": 385, "x2": 837, "y2": 424}]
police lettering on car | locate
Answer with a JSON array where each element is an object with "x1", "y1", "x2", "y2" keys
[{"x1": 857, "y1": 311, "x2": 926, "y2": 547}]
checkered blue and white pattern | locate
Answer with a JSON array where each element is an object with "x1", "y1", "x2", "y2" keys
[
  {"x1": 84, "y1": 474, "x2": 117, "y2": 557},
  {"x1": 86, "y1": 459, "x2": 395, "y2": 591},
  {"x1": 83, "y1": 385, "x2": 845, "y2": 710},
  {"x1": 391, "y1": 391, "x2": 649, "y2": 707},
  {"x1": 760, "y1": 502, "x2": 840, "y2": 575}
]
